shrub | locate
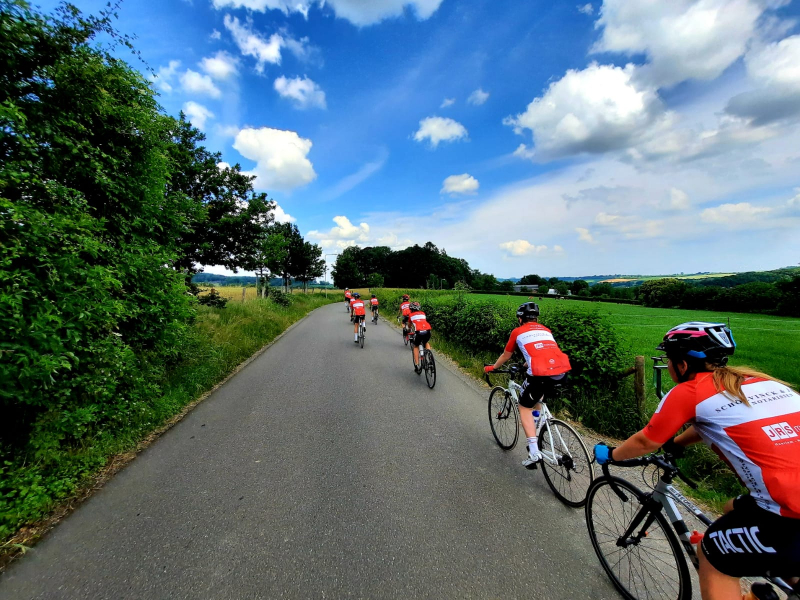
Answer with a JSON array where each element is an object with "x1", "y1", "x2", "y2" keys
[
  {"x1": 268, "y1": 288, "x2": 291, "y2": 307},
  {"x1": 197, "y1": 288, "x2": 228, "y2": 308}
]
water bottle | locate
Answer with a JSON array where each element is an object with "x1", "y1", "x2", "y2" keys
[{"x1": 533, "y1": 410, "x2": 540, "y2": 429}]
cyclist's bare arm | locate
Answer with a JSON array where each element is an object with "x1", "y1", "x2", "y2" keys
[
  {"x1": 611, "y1": 431, "x2": 662, "y2": 462},
  {"x1": 674, "y1": 425, "x2": 702, "y2": 446},
  {"x1": 490, "y1": 350, "x2": 514, "y2": 370}
]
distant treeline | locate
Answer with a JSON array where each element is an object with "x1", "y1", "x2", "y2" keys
[
  {"x1": 192, "y1": 273, "x2": 332, "y2": 287},
  {"x1": 637, "y1": 275, "x2": 800, "y2": 316}
]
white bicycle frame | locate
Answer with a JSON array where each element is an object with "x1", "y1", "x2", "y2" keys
[{"x1": 504, "y1": 379, "x2": 572, "y2": 467}]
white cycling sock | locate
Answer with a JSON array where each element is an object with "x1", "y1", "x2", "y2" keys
[
  {"x1": 354, "y1": 333, "x2": 358, "y2": 341},
  {"x1": 527, "y1": 437, "x2": 538, "y2": 455}
]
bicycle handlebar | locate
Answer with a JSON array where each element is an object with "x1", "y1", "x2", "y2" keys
[{"x1": 603, "y1": 451, "x2": 699, "y2": 489}]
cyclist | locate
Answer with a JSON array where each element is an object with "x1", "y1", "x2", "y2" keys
[
  {"x1": 399, "y1": 294, "x2": 411, "y2": 334},
  {"x1": 593, "y1": 322, "x2": 800, "y2": 600},
  {"x1": 407, "y1": 301, "x2": 431, "y2": 373},
  {"x1": 350, "y1": 293, "x2": 366, "y2": 342},
  {"x1": 370, "y1": 294, "x2": 379, "y2": 322},
  {"x1": 344, "y1": 288, "x2": 352, "y2": 313},
  {"x1": 484, "y1": 302, "x2": 571, "y2": 468}
]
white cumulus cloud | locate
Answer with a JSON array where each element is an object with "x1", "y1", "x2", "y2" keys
[
  {"x1": 307, "y1": 216, "x2": 370, "y2": 249},
  {"x1": 233, "y1": 127, "x2": 317, "y2": 191},
  {"x1": 224, "y1": 15, "x2": 284, "y2": 72},
  {"x1": 413, "y1": 116, "x2": 468, "y2": 148},
  {"x1": 441, "y1": 174, "x2": 479, "y2": 195},
  {"x1": 274, "y1": 75, "x2": 327, "y2": 109},
  {"x1": 701, "y1": 202, "x2": 773, "y2": 225},
  {"x1": 505, "y1": 63, "x2": 663, "y2": 159},
  {"x1": 150, "y1": 60, "x2": 181, "y2": 93},
  {"x1": 467, "y1": 88, "x2": 489, "y2": 106},
  {"x1": 499, "y1": 240, "x2": 558, "y2": 257},
  {"x1": 667, "y1": 188, "x2": 691, "y2": 210},
  {"x1": 211, "y1": 0, "x2": 444, "y2": 26},
  {"x1": 575, "y1": 227, "x2": 596, "y2": 243},
  {"x1": 199, "y1": 51, "x2": 239, "y2": 80},
  {"x1": 210, "y1": 29, "x2": 222, "y2": 40},
  {"x1": 440, "y1": 97, "x2": 455, "y2": 108},
  {"x1": 593, "y1": 0, "x2": 764, "y2": 87},
  {"x1": 272, "y1": 203, "x2": 296, "y2": 223},
  {"x1": 183, "y1": 101, "x2": 215, "y2": 130},
  {"x1": 180, "y1": 69, "x2": 222, "y2": 98},
  {"x1": 578, "y1": 3, "x2": 593, "y2": 15}
]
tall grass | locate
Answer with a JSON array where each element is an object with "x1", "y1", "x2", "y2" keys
[{"x1": 0, "y1": 294, "x2": 338, "y2": 557}]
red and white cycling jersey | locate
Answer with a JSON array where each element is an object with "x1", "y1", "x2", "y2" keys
[
  {"x1": 351, "y1": 300, "x2": 366, "y2": 316},
  {"x1": 504, "y1": 323, "x2": 570, "y2": 377},
  {"x1": 644, "y1": 373, "x2": 800, "y2": 518},
  {"x1": 409, "y1": 310, "x2": 431, "y2": 332},
  {"x1": 345, "y1": 291, "x2": 352, "y2": 299},
  {"x1": 370, "y1": 298, "x2": 379, "y2": 306},
  {"x1": 400, "y1": 301, "x2": 411, "y2": 316}
]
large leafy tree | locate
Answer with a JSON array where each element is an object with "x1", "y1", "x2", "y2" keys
[
  {"x1": 0, "y1": 2, "x2": 193, "y2": 449},
  {"x1": 166, "y1": 115, "x2": 275, "y2": 278}
]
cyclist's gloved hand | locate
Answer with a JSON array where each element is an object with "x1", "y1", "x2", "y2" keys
[
  {"x1": 484, "y1": 365, "x2": 494, "y2": 373},
  {"x1": 661, "y1": 437, "x2": 686, "y2": 458},
  {"x1": 594, "y1": 443, "x2": 616, "y2": 465}
]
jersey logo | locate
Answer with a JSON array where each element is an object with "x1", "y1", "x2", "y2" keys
[
  {"x1": 762, "y1": 422, "x2": 798, "y2": 441},
  {"x1": 534, "y1": 343, "x2": 544, "y2": 349}
]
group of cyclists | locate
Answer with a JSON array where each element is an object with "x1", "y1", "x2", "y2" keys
[
  {"x1": 339, "y1": 288, "x2": 799, "y2": 599},
  {"x1": 343, "y1": 289, "x2": 432, "y2": 372}
]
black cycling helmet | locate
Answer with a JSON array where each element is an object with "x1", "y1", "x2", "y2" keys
[
  {"x1": 516, "y1": 302, "x2": 540, "y2": 321},
  {"x1": 353, "y1": 292, "x2": 360, "y2": 298},
  {"x1": 656, "y1": 322, "x2": 736, "y2": 366},
  {"x1": 409, "y1": 301, "x2": 421, "y2": 311},
  {"x1": 371, "y1": 294, "x2": 376, "y2": 298}
]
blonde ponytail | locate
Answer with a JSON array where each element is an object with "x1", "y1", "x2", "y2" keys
[{"x1": 709, "y1": 364, "x2": 795, "y2": 405}]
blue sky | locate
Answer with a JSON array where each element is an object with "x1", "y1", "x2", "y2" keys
[{"x1": 60, "y1": 0, "x2": 800, "y2": 277}]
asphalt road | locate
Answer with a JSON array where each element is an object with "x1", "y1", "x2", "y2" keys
[{"x1": 1, "y1": 303, "x2": 624, "y2": 599}]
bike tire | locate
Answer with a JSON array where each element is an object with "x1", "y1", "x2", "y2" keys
[
  {"x1": 424, "y1": 352, "x2": 436, "y2": 389},
  {"x1": 403, "y1": 329, "x2": 409, "y2": 346},
  {"x1": 488, "y1": 387, "x2": 519, "y2": 450},
  {"x1": 359, "y1": 324, "x2": 364, "y2": 348},
  {"x1": 538, "y1": 419, "x2": 595, "y2": 507},
  {"x1": 585, "y1": 476, "x2": 692, "y2": 600}
]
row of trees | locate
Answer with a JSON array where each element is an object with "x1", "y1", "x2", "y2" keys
[
  {"x1": 637, "y1": 275, "x2": 800, "y2": 316},
  {"x1": 0, "y1": 2, "x2": 321, "y2": 453}
]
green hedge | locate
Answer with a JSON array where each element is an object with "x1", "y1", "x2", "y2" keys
[{"x1": 374, "y1": 289, "x2": 639, "y2": 436}]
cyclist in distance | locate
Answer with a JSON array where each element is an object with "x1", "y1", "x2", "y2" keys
[
  {"x1": 344, "y1": 288, "x2": 352, "y2": 312},
  {"x1": 408, "y1": 302, "x2": 432, "y2": 373},
  {"x1": 350, "y1": 293, "x2": 366, "y2": 342},
  {"x1": 370, "y1": 294, "x2": 379, "y2": 320},
  {"x1": 349, "y1": 291, "x2": 359, "y2": 322},
  {"x1": 593, "y1": 322, "x2": 800, "y2": 600},
  {"x1": 484, "y1": 302, "x2": 571, "y2": 467},
  {"x1": 399, "y1": 294, "x2": 411, "y2": 333}
]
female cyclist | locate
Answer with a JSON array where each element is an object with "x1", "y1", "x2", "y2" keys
[{"x1": 594, "y1": 322, "x2": 800, "y2": 600}]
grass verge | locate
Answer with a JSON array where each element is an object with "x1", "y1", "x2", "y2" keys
[{"x1": 0, "y1": 293, "x2": 339, "y2": 568}]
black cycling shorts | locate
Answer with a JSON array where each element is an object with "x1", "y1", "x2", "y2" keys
[
  {"x1": 371, "y1": 305, "x2": 378, "y2": 311},
  {"x1": 411, "y1": 330, "x2": 431, "y2": 347},
  {"x1": 701, "y1": 494, "x2": 800, "y2": 578},
  {"x1": 519, "y1": 373, "x2": 567, "y2": 408},
  {"x1": 353, "y1": 314, "x2": 365, "y2": 323},
  {"x1": 402, "y1": 315, "x2": 409, "y2": 324}
]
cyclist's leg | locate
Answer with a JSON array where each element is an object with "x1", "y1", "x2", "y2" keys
[
  {"x1": 412, "y1": 338, "x2": 420, "y2": 368},
  {"x1": 698, "y1": 550, "x2": 740, "y2": 600},
  {"x1": 518, "y1": 377, "x2": 545, "y2": 440},
  {"x1": 353, "y1": 317, "x2": 359, "y2": 341}
]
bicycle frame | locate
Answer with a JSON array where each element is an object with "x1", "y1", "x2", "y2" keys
[
  {"x1": 503, "y1": 379, "x2": 573, "y2": 469},
  {"x1": 604, "y1": 457, "x2": 797, "y2": 597}
]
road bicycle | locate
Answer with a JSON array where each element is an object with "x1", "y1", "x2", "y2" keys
[
  {"x1": 357, "y1": 317, "x2": 366, "y2": 348},
  {"x1": 410, "y1": 336, "x2": 436, "y2": 388},
  {"x1": 371, "y1": 306, "x2": 379, "y2": 324},
  {"x1": 584, "y1": 451, "x2": 799, "y2": 600},
  {"x1": 396, "y1": 316, "x2": 410, "y2": 345},
  {"x1": 485, "y1": 364, "x2": 594, "y2": 507}
]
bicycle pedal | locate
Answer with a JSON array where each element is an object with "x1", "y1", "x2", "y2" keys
[{"x1": 524, "y1": 462, "x2": 538, "y2": 470}]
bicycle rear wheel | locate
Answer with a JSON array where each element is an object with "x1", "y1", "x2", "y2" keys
[
  {"x1": 403, "y1": 328, "x2": 409, "y2": 345},
  {"x1": 359, "y1": 323, "x2": 364, "y2": 348},
  {"x1": 585, "y1": 476, "x2": 691, "y2": 600},
  {"x1": 538, "y1": 419, "x2": 595, "y2": 507},
  {"x1": 488, "y1": 387, "x2": 519, "y2": 450},
  {"x1": 424, "y1": 352, "x2": 436, "y2": 389}
]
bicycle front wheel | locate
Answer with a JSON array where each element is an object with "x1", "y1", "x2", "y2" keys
[
  {"x1": 424, "y1": 352, "x2": 436, "y2": 389},
  {"x1": 585, "y1": 476, "x2": 691, "y2": 600},
  {"x1": 488, "y1": 387, "x2": 519, "y2": 450},
  {"x1": 538, "y1": 419, "x2": 595, "y2": 507}
]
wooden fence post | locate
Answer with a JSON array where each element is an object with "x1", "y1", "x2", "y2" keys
[
  {"x1": 634, "y1": 355, "x2": 645, "y2": 424},
  {"x1": 241, "y1": 288, "x2": 246, "y2": 302}
]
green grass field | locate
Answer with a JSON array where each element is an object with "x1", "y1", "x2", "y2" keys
[{"x1": 472, "y1": 294, "x2": 800, "y2": 398}]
